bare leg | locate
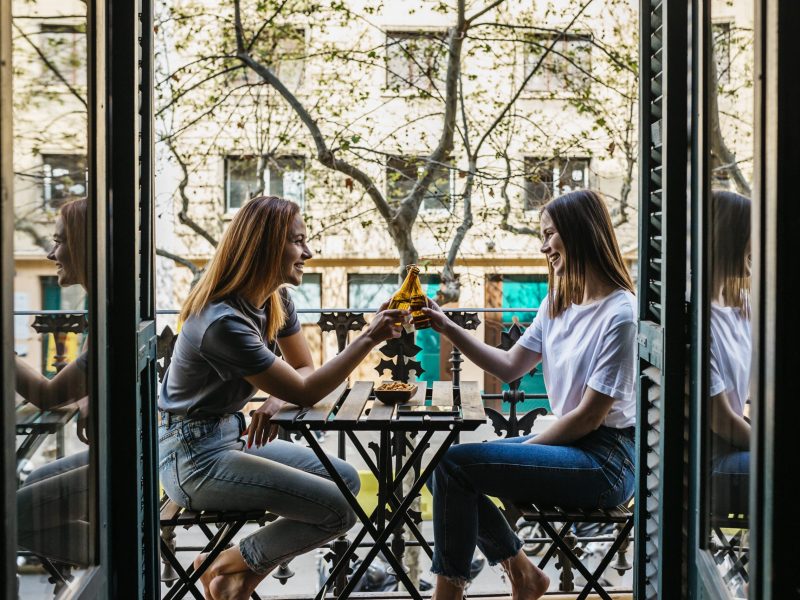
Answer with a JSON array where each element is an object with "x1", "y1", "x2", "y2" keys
[
  {"x1": 501, "y1": 550, "x2": 550, "y2": 600},
  {"x1": 431, "y1": 575, "x2": 466, "y2": 600},
  {"x1": 193, "y1": 548, "x2": 269, "y2": 600}
]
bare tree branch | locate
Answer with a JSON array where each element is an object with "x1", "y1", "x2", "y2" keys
[
  {"x1": 13, "y1": 21, "x2": 88, "y2": 109},
  {"x1": 167, "y1": 140, "x2": 220, "y2": 248},
  {"x1": 474, "y1": 0, "x2": 596, "y2": 156},
  {"x1": 156, "y1": 247, "x2": 202, "y2": 276}
]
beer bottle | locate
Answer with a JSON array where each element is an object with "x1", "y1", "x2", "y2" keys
[{"x1": 388, "y1": 264, "x2": 431, "y2": 331}]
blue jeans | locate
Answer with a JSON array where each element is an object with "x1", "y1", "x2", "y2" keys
[
  {"x1": 17, "y1": 450, "x2": 90, "y2": 566},
  {"x1": 158, "y1": 411, "x2": 360, "y2": 574},
  {"x1": 430, "y1": 426, "x2": 635, "y2": 584},
  {"x1": 711, "y1": 436, "x2": 749, "y2": 516}
]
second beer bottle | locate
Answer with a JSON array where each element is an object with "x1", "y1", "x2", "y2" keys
[{"x1": 388, "y1": 264, "x2": 431, "y2": 331}]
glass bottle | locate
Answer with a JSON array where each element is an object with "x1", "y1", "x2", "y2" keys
[{"x1": 388, "y1": 264, "x2": 431, "y2": 331}]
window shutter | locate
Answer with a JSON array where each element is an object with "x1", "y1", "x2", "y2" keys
[{"x1": 635, "y1": 1, "x2": 689, "y2": 598}]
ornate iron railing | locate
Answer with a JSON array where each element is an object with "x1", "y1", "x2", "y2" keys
[{"x1": 13, "y1": 308, "x2": 634, "y2": 597}]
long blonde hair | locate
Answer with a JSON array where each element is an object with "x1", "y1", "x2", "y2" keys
[
  {"x1": 180, "y1": 196, "x2": 299, "y2": 340},
  {"x1": 543, "y1": 190, "x2": 634, "y2": 318},
  {"x1": 60, "y1": 198, "x2": 88, "y2": 288}
]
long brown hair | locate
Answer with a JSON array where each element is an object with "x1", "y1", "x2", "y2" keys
[
  {"x1": 543, "y1": 189, "x2": 634, "y2": 318},
  {"x1": 180, "y1": 196, "x2": 299, "y2": 340},
  {"x1": 711, "y1": 190, "x2": 751, "y2": 316},
  {"x1": 60, "y1": 198, "x2": 88, "y2": 288}
]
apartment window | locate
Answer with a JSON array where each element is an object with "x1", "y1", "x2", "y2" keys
[
  {"x1": 237, "y1": 28, "x2": 305, "y2": 89},
  {"x1": 224, "y1": 155, "x2": 305, "y2": 211},
  {"x1": 42, "y1": 154, "x2": 87, "y2": 208},
  {"x1": 386, "y1": 155, "x2": 453, "y2": 211},
  {"x1": 524, "y1": 33, "x2": 591, "y2": 94},
  {"x1": 385, "y1": 31, "x2": 446, "y2": 92},
  {"x1": 39, "y1": 23, "x2": 87, "y2": 89},
  {"x1": 523, "y1": 157, "x2": 589, "y2": 210}
]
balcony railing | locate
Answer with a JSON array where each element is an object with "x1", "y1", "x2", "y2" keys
[{"x1": 13, "y1": 307, "x2": 634, "y2": 599}]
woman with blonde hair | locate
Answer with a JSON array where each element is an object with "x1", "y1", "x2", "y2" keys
[
  {"x1": 158, "y1": 195, "x2": 405, "y2": 600},
  {"x1": 15, "y1": 197, "x2": 92, "y2": 567},
  {"x1": 422, "y1": 190, "x2": 637, "y2": 600}
]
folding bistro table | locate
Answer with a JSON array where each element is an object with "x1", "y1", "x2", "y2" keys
[{"x1": 271, "y1": 379, "x2": 486, "y2": 600}]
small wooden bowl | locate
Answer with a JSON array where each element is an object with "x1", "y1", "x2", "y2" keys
[{"x1": 374, "y1": 383, "x2": 418, "y2": 405}]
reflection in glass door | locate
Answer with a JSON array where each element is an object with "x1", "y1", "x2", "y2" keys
[
  {"x1": 9, "y1": 0, "x2": 96, "y2": 595},
  {"x1": 698, "y1": 0, "x2": 755, "y2": 598}
]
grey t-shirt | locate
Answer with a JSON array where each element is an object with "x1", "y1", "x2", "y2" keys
[{"x1": 158, "y1": 292, "x2": 301, "y2": 417}]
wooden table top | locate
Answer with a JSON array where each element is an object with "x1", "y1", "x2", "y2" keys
[{"x1": 271, "y1": 380, "x2": 486, "y2": 432}]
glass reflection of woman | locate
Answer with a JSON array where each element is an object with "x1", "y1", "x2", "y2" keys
[
  {"x1": 14, "y1": 198, "x2": 92, "y2": 567},
  {"x1": 709, "y1": 190, "x2": 752, "y2": 516}
]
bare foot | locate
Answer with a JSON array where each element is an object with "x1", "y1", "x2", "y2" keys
[
  {"x1": 192, "y1": 551, "x2": 262, "y2": 600},
  {"x1": 193, "y1": 553, "x2": 214, "y2": 600},
  {"x1": 208, "y1": 570, "x2": 258, "y2": 600},
  {"x1": 502, "y1": 551, "x2": 550, "y2": 600}
]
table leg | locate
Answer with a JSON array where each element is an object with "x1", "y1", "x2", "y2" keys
[
  {"x1": 338, "y1": 429, "x2": 459, "y2": 600},
  {"x1": 298, "y1": 428, "x2": 409, "y2": 600},
  {"x1": 346, "y1": 431, "x2": 433, "y2": 558}
]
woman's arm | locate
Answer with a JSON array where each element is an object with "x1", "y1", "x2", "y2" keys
[
  {"x1": 15, "y1": 355, "x2": 87, "y2": 410},
  {"x1": 246, "y1": 330, "x2": 315, "y2": 447},
  {"x1": 245, "y1": 308, "x2": 405, "y2": 408},
  {"x1": 710, "y1": 391, "x2": 751, "y2": 449},
  {"x1": 525, "y1": 387, "x2": 615, "y2": 446},
  {"x1": 421, "y1": 302, "x2": 541, "y2": 382}
]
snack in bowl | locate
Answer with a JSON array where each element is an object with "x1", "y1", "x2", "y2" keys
[{"x1": 374, "y1": 381, "x2": 418, "y2": 405}]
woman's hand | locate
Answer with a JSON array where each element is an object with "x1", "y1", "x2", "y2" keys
[
  {"x1": 245, "y1": 396, "x2": 286, "y2": 448},
  {"x1": 76, "y1": 396, "x2": 90, "y2": 445},
  {"x1": 421, "y1": 299, "x2": 452, "y2": 335},
  {"x1": 364, "y1": 302, "x2": 406, "y2": 345}
]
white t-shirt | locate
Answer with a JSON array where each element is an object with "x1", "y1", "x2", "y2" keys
[
  {"x1": 517, "y1": 288, "x2": 637, "y2": 428},
  {"x1": 709, "y1": 304, "x2": 751, "y2": 416}
]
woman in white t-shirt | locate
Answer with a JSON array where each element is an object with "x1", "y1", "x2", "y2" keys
[
  {"x1": 422, "y1": 190, "x2": 637, "y2": 600},
  {"x1": 708, "y1": 190, "x2": 752, "y2": 516}
]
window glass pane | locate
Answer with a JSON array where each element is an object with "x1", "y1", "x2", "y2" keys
[
  {"x1": 524, "y1": 157, "x2": 589, "y2": 210},
  {"x1": 524, "y1": 34, "x2": 591, "y2": 94},
  {"x1": 268, "y1": 156, "x2": 305, "y2": 208},
  {"x1": 704, "y1": 0, "x2": 754, "y2": 595},
  {"x1": 387, "y1": 155, "x2": 452, "y2": 210},
  {"x1": 236, "y1": 27, "x2": 305, "y2": 89},
  {"x1": 42, "y1": 154, "x2": 88, "y2": 209},
  {"x1": 12, "y1": 0, "x2": 96, "y2": 592},
  {"x1": 225, "y1": 155, "x2": 261, "y2": 210}
]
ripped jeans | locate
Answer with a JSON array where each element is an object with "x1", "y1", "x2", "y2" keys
[
  {"x1": 158, "y1": 411, "x2": 360, "y2": 574},
  {"x1": 429, "y1": 426, "x2": 635, "y2": 585}
]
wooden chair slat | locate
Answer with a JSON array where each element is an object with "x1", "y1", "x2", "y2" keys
[
  {"x1": 333, "y1": 381, "x2": 373, "y2": 422},
  {"x1": 160, "y1": 500, "x2": 183, "y2": 521}
]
